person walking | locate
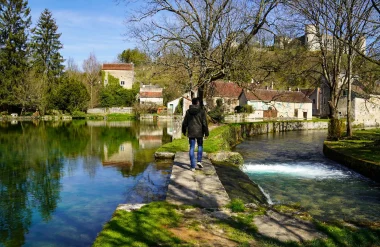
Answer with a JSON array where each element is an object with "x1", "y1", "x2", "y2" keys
[{"x1": 182, "y1": 97, "x2": 209, "y2": 171}]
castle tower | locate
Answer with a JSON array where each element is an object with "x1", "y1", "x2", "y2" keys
[
  {"x1": 305, "y1": 24, "x2": 319, "y2": 51},
  {"x1": 357, "y1": 35, "x2": 366, "y2": 54}
]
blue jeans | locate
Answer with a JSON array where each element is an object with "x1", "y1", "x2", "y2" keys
[{"x1": 189, "y1": 138, "x2": 203, "y2": 168}]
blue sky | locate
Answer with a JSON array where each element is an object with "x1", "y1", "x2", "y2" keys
[{"x1": 29, "y1": 0, "x2": 137, "y2": 69}]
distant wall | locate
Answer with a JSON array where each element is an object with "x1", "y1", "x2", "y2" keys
[{"x1": 87, "y1": 107, "x2": 133, "y2": 114}]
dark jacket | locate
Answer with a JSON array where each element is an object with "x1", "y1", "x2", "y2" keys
[{"x1": 182, "y1": 105, "x2": 209, "y2": 138}]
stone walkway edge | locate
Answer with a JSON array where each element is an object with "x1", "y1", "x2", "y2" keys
[{"x1": 166, "y1": 152, "x2": 231, "y2": 208}]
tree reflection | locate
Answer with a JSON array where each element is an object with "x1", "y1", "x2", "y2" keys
[{"x1": 0, "y1": 120, "x2": 162, "y2": 246}]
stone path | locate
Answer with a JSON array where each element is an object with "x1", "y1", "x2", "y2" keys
[
  {"x1": 254, "y1": 210, "x2": 325, "y2": 242},
  {"x1": 166, "y1": 152, "x2": 230, "y2": 208}
]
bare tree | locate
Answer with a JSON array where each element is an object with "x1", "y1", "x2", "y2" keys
[
  {"x1": 288, "y1": 0, "x2": 377, "y2": 138},
  {"x1": 118, "y1": 0, "x2": 280, "y2": 104},
  {"x1": 82, "y1": 53, "x2": 101, "y2": 108}
]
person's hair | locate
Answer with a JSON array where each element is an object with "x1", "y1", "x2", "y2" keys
[{"x1": 192, "y1": 97, "x2": 199, "y2": 105}]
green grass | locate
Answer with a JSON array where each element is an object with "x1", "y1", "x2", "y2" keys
[
  {"x1": 105, "y1": 113, "x2": 136, "y2": 121},
  {"x1": 92, "y1": 202, "x2": 183, "y2": 247},
  {"x1": 325, "y1": 128, "x2": 380, "y2": 164},
  {"x1": 93, "y1": 201, "x2": 380, "y2": 247},
  {"x1": 227, "y1": 198, "x2": 246, "y2": 212},
  {"x1": 156, "y1": 125, "x2": 235, "y2": 153}
]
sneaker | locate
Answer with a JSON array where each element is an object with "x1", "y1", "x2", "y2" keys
[
  {"x1": 190, "y1": 168, "x2": 195, "y2": 172},
  {"x1": 197, "y1": 162, "x2": 203, "y2": 168}
]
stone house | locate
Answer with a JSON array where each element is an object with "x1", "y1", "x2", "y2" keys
[
  {"x1": 102, "y1": 63, "x2": 134, "y2": 89},
  {"x1": 301, "y1": 84, "x2": 330, "y2": 117},
  {"x1": 167, "y1": 95, "x2": 192, "y2": 116},
  {"x1": 239, "y1": 88, "x2": 313, "y2": 119},
  {"x1": 139, "y1": 85, "x2": 164, "y2": 105},
  {"x1": 208, "y1": 80, "x2": 243, "y2": 113},
  {"x1": 336, "y1": 85, "x2": 380, "y2": 127}
]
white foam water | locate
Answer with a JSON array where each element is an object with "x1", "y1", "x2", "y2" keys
[
  {"x1": 243, "y1": 162, "x2": 350, "y2": 179},
  {"x1": 258, "y1": 185, "x2": 273, "y2": 205}
]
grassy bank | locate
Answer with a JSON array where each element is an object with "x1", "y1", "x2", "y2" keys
[
  {"x1": 86, "y1": 113, "x2": 136, "y2": 121},
  {"x1": 324, "y1": 128, "x2": 380, "y2": 165},
  {"x1": 156, "y1": 124, "x2": 241, "y2": 153},
  {"x1": 93, "y1": 201, "x2": 380, "y2": 247}
]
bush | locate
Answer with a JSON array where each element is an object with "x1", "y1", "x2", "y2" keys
[
  {"x1": 209, "y1": 99, "x2": 224, "y2": 123},
  {"x1": 328, "y1": 118, "x2": 346, "y2": 140},
  {"x1": 72, "y1": 111, "x2": 87, "y2": 119},
  {"x1": 174, "y1": 98, "x2": 183, "y2": 114},
  {"x1": 243, "y1": 105, "x2": 253, "y2": 113},
  {"x1": 99, "y1": 84, "x2": 137, "y2": 107},
  {"x1": 133, "y1": 103, "x2": 159, "y2": 116},
  {"x1": 50, "y1": 77, "x2": 90, "y2": 113},
  {"x1": 227, "y1": 199, "x2": 246, "y2": 212},
  {"x1": 235, "y1": 105, "x2": 253, "y2": 113},
  {"x1": 208, "y1": 107, "x2": 224, "y2": 123}
]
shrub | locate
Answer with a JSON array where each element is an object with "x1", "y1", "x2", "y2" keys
[
  {"x1": 328, "y1": 118, "x2": 346, "y2": 140},
  {"x1": 72, "y1": 111, "x2": 87, "y2": 119},
  {"x1": 174, "y1": 98, "x2": 183, "y2": 114},
  {"x1": 227, "y1": 198, "x2": 245, "y2": 212},
  {"x1": 133, "y1": 103, "x2": 159, "y2": 117},
  {"x1": 235, "y1": 105, "x2": 254, "y2": 113},
  {"x1": 243, "y1": 105, "x2": 253, "y2": 113}
]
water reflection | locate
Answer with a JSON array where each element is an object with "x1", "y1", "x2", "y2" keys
[
  {"x1": 0, "y1": 120, "x2": 173, "y2": 247},
  {"x1": 235, "y1": 130, "x2": 380, "y2": 222}
]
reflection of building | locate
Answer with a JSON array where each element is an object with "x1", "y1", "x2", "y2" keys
[
  {"x1": 103, "y1": 142, "x2": 133, "y2": 169},
  {"x1": 139, "y1": 128, "x2": 163, "y2": 149},
  {"x1": 166, "y1": 119, "x2": 182, "y2": 139}
]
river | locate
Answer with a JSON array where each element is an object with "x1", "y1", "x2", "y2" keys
[
  {"x1": 0, "y1": 120, "x2": 174, "y2": 247},
  {"x1": 234, "y1": 129, "x2": 380, "y2": 222}
]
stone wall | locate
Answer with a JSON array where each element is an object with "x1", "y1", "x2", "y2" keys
[
  {"x1": 87, "y1": 107, "x2": 133, "y2": 114},
  {"x1": 323, "y1": 143, "x2": 380, "y2": 183}
]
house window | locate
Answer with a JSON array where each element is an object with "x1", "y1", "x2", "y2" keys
[
  {"x1": 313, "y1": 99, "x2": 316, "y2": 104},
  {"x1": 120, "y1": 81, "x2": 125, "y2": 86}
]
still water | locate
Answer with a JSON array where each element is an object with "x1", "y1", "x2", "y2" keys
[
  {"x1": 0, "y1": 120, "x2": 175, "y2": 247},
  {"x1": 235, "y1": 130, "x2": 380, "y2": 222}
]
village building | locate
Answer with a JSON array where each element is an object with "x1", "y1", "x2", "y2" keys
[
  {"x1": 336, "y1": 84, "x2": 380, "y2": 127},
  {"x1": 208, "y1": 80, "x2": 243, "y2": 113},
  {"x1": 139, "y1": 85, "x2": 164, "y2": 105},
  {"x1": 166, "y1": 91, "x2": 195, "y2": 116},
  {"x1": 301, "y1": 84, "x2": 331, "y2": 117},
  {"x1": 239, "y1": 88, "x2": 313, "y2": 119},
  {"x1": 102, "y1": 63, "x2": 134, "y2": 89}
]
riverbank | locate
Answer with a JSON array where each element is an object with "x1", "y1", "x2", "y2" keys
[
  {"x1": 93, "y1": 122, "x2": 380, "y2": 246},
  {"x1": 323, "y1": 128, "x2": 380, "y2": 182},
  {"x1": 93, "y1": 201, "x2": 380, "y2": 247}
]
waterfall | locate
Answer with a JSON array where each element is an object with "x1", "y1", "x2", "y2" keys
[{"x1": 258, "y1": 185, "x2": 273, "y2": 205}]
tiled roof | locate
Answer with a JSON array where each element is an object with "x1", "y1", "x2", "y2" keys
[
  {"x1": 140, "y1": 92, "x2": 163, "y2": 98},
  {"x1": 244, "y1": 89, "x2": 312, "y2": 103},
  {"x1": 300, "y1": 88, "x2": 316, "y2": 97},
  {"x1": 210, "y1": 80, "x2": 243, "y2": 98},
  {"x1": 102, "y1": 63, "x2": 134, "y2": 70}
]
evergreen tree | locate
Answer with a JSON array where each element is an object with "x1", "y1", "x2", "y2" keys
[
  {"x1": 30, "y1": 8, "x2": 64, "y2": 112},
  {"x1": 30, "y1": 9, "x2": 64, "y2": 79},
  {"x1": 0, "y1": 0, "x2": 31, "y2": 111}
]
